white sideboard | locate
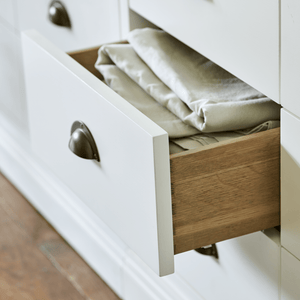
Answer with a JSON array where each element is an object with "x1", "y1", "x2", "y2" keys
[{"x1": 1, "y1": 0, "x2": 299, "y2": 299}]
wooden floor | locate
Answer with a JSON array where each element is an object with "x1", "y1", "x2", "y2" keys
[{"x1": 0, "y1": 172, "x2": 120, "y2": 300}]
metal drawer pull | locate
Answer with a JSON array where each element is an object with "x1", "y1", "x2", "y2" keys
[
  {"x1": 68, "y1": 121, "x2": 100, "y2": 162},
  {"x1": 48, "y1": 1, "x2": 71, "y2": 28},
  {"x1": 195, "y1": 244, "x2": 219, "y2": 259}
]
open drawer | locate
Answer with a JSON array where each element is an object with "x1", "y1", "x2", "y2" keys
[{"x1": 22, "y1": 30, "x2": 280, "y2": 276}]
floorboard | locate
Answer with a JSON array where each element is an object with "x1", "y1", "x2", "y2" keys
[{"x1": 0, "y1": 172, "x2": 120, "y2": 300}]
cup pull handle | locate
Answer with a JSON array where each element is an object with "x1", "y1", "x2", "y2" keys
[
  {"x1": 48, "y1": 1, "x2": 71, "y2": 28},
  {"x1": 195, "y1": 244, "x2": 219, "y2": 259},
  {"x1": 68, "y1": 121, "x2": 100, "y2": 162}
]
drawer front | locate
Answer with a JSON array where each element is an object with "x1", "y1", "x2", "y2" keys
[
  {"x1": 0, "y1": 22, "x2": 27, "y2": 126},
  {"x1": 22, "y1": 30, "x2": 173, "y2": 276},
  {"x1": 0, "y1": 0, "x2": 15, "y2": 26},
  {"x1": 281, "y1": 0, "x2": 300, "y2": 119},
  {"x1": 17, "y1": 0, "x2": 120, "y2": 52},
  {"x1": 281, "y1": 247, "x2": 300, "y2": 300},
  {"x1": 281, "y1": 109, "x2": 300, "y2": 260},
  {"x1": 130, "y1": 0, "x2": 279, "y2": 103},
  {"x1": 176, "y1": 231, "x2": 280, "y2": 300}
]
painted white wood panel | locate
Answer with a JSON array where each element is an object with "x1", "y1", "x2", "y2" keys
[
  {"x1": 175, "y1": 230, "x2": 280, "y2": 300},
  {"x1": 281, "y1": 0, "x2": 300, "y2": 118},
  {"x1": 123, "y1": 249, "x2": 205, "y2": 300},
  {"x1": 0, "y1": 0, "x2": 16, "y2": 26},
  {"x1": 281, "y1": 247, "x2": 300, "y2": 300},
  {"x1": 17, "y1": 0, "x2": 120, "y2": 52},
  {"x1": 22, "y1": 30, "x2": 174, "y2": 276},
  {"x1": 130, "y1": 0, "x2": 279, "y2": 103},
  {"x1": 0, "y1": 22, "x2": 27, "y2": 128},
  {"x1": 281, "y1": 109, "x2": 300, "y2": 260}
]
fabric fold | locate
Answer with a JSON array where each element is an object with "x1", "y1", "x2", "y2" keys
[
  {"x1": 127, "y1": 28, "x2": 280, "y2": 132},
  {"x1": 95, "y1": 44, "x2": 203, "y2": 132},
  {"x1": 95, "y1": 27, "x2": 280, "y2": 136},
  {"x1": 98, "y1": 64, "x2": 199, "y2": 138}
]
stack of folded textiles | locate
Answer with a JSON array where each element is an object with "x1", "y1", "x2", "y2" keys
[{"x1": 94, "y1": 28, "x2": 280, "y2": 154}]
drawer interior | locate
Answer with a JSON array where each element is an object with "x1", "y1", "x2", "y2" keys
[
  {"x1": 68, "y1": 47, "x2": 280, "y2": 255},
  {"x1": 69, "y1": 46, "x2": 104, "y2": 80}
]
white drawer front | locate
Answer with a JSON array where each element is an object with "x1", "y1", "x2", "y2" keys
[
  {"x1": 281, "y1": 109, "x2": 300, "y2": 260},
  {"x1": 130, "y1": 0, "x2": 279, "y2": 103},
  {"x1": 281, "y1": 247, "x2": 300, "y2": 300},
  {"x1": 281, "y1": 0, "x2": 300, "y2": 119},
  {"x1": 0, "y1": 0, "x2": 15, "y2": 26},
  {"x1": 0, "y1": 22, "x2": 27, "y2": 126},
  {"x1": 22, "y1": 30, "x2": 173, "y2": 276},
  {"x1": 176, "y1": 231, "x2": 280, "y2": 300},
  {"x1": 17, "y1": 0, "x2": 120, "y2": 52}
]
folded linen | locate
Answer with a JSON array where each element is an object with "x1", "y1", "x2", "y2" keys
[
  {"x1": 95, "y1": 44, "x2": 203, "y2": 134},
  {"x1": 97, "y1": 58, "x2": 279, "y2": 151},
  {"x1": 98, "y1": 64, "x2": 199, "y2": 138},
  {"x1": 95, "y1": 28, "x2": 280, "y2": 133}
]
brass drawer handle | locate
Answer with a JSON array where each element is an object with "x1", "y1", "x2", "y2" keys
[
  {"x1": 68, "y1": 121, "x2": 100, "y2": 162},
  {"x1": 48, "y1": 1, "x2": 71, "y2": 28}
]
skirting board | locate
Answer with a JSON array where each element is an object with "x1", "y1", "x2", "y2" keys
[{"x1": 0, "y1": 114, "x2": 204, "y2": 300}]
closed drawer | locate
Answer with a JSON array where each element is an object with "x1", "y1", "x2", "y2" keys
[
  {"x1": 281, "y1": 0, "x2": 300, "y2": 119},
  {"x1": 176, "y1": 230, "x2": 280, "y2": 300},
  {"x1": 17, "y1": 0, "x2": 120, "y2": 52},
  {"x1": 22, "y1": 30, "x2": 280, "y2": 276},
  {"x1": 281, "y1": 247, "x2": 300, "y2": 300},
  {"x1": 130, "y1": 0, "x2": 279, "y2": 103},
  {"x1": 281, "y1": 109, "x2": 300, "y2": 260}
]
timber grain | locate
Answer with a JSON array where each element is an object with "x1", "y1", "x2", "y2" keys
[{"x1": 170, "y1": 128, "x2": 280, "y2": 254}]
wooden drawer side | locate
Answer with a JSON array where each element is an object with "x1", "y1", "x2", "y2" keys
[
  {"x1": 69, "y1": 47, "x2": 103, "y2": 80},
  {"x1": 68, "y1": 41, "x2": 128, "y2": 80},
  {"x1": 170, "y1": 128, "x2": 280, "y2": 254}
]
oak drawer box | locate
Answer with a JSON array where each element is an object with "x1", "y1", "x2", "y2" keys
[
  {"x1": 130, "y1": 0, "x2": 279, "y2": 103},
  {"x1": 22, "y1": 30, "x2": 280, "y2": 276}
]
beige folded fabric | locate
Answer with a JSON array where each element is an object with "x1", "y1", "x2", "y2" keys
[
  {"x1": 95, "y1": 44, "x2": 204, "y2": 133},
  {"x1": 98, "y1": 64, "x2": 199, "y2": 138},
  {"x1": 127, "y1": 28, "x2": 281, "y2": 132},
  {"x1": 95, "y1": 28, "x2": 280, "y2": 144},
  {"x1": 97, "y1": 62, "x2": 279, "y2": 151}
]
